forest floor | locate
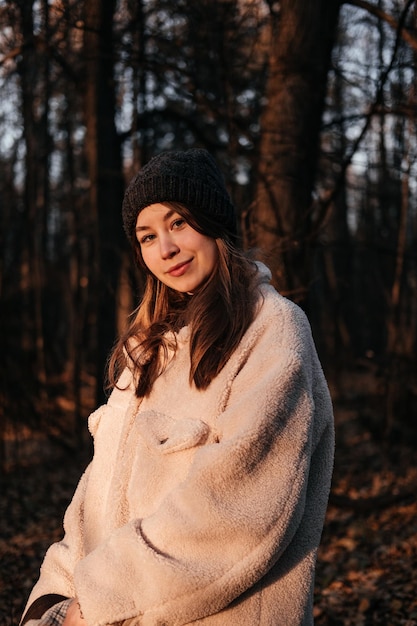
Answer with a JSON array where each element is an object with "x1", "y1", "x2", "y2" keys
[
  {"x1": 1, "y1": 392, "x2": 417, "y2": 626},
  {"x1": 314, "y1": 400, "x2": 417, "y2": 626}
]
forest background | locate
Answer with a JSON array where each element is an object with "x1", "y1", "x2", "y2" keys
[{"x1": 1, "y1": 0, "x2": 417, "y2": 624}]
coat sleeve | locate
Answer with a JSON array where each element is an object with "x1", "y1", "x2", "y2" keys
[
  {"x1": 20, "y1": 464, "x2": 90, "y2": 618},
  {"x1": 20, "y1": 366, "x2": 135, "y2": 623},
  {"x1": 73, "y1": 298, "x2": 334, "y2": 626}
]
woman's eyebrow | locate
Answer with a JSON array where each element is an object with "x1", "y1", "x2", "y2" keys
[{"x1": 135, "y1": 209, "x2": 176, "y2": 231}]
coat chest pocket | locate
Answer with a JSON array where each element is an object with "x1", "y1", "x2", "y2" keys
[{"x1": 137, "y1": 410, "x2": 210, "y2": 454}]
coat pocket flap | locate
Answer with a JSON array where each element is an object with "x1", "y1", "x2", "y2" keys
[{"x1": 137, "y1": 410, "x2": 210, "y2": 454}]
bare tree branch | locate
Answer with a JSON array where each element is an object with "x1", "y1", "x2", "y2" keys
[
  {"x1": 314, "y1": 0, "x2": 416, "y2": 228},
  {"x1": 344, "y1": 0, "x2": 417, "y2": 52}
]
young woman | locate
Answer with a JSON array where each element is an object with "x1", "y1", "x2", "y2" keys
[{"x1": 21, "y1": 149, "x2": 334, "y2": 626}]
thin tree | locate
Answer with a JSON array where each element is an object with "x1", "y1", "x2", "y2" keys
[{"x1": 84, "y1": 0, "x2": 125, "y2": 404}]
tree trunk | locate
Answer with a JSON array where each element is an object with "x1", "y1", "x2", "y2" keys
[
  {"x1": 18, "y1": 0, "x2": 49, "y2": 397},
  {"x1": 248, "y1": 0, "x2": 341, "y2": 302},
  {"x1": 84, "y1": 0, "x2": 124, "y2": 404}
]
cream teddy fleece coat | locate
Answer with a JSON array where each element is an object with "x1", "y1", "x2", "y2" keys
[{"x1": 22, "y1": 267, "x2": 334, "y2": 626}]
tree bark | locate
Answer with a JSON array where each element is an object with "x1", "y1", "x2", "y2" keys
[
  {"x1": 248, "y1": 0, "x2": 341, "y2": 302},
  {"x1": 84, "y1": 0, "x2": 124, "y2": 403},
  {"x1": 17, "y1": 0, "x2": 49, "y2": 393}
]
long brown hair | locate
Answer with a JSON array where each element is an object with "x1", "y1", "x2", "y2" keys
[{"x1": 107, "y1": 202, "x2": 261, "y2": 397}]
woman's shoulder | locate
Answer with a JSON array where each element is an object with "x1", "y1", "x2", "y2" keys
[
  {"x1": 87, "y1": 367, "x2": 136, "y2": 439},
  {"x1": 254, "y1": 263, "x2": 310, "y2": 332}
]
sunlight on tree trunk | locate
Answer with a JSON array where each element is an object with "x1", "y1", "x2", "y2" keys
[{"x1": 249, "y1": 0, "x2": 340, "y2": 302}]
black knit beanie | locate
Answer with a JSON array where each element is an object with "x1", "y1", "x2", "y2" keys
[{"x1": 122, "y1": 149, "x2": 237, "y2": 245}]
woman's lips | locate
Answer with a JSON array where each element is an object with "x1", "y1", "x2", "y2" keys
[{"x1": 167, "y1": 259, "x2": 192, "y2": 277}]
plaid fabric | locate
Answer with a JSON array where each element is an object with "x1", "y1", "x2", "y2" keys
[{"x1": 37, "y1": 599, "x2": 72, "y2": 626}]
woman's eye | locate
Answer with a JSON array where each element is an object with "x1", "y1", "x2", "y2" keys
[
  {"x1": 172, "y1": 218, "x2": 186, "y2": 229},
  {"x1": 139, "y1": 233, "x2": 155, "y2": 244}
]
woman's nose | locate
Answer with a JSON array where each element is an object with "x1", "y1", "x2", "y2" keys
[{"x1": 160, "y1": 235, "x2": 179, "y2": 259}]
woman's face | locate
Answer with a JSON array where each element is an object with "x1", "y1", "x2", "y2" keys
[{"x1": 135, "y1": 203, "x2": 219, "y2": 293}]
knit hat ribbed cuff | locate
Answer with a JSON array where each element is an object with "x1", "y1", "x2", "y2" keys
[{"x1": 122, "y1": 149, "x2": 237, "y2": 244}]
